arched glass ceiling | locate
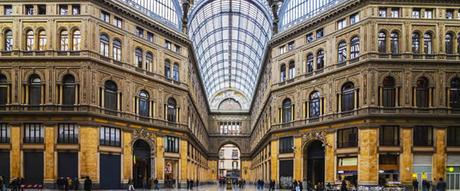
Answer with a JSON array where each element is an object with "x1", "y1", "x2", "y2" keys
[
  {"x1": 115, "y1": 0, "x2": 182, "y2": 31},
  {"x1": 189, "y1": 0, "x2": 272, "y2": 110},
  {"x1": 278, "y1": 0, "x2": 343, "y2": 31}
]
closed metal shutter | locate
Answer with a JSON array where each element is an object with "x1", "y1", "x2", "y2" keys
[
  {"x1": 24, "y1": 152, "x2": 44, "y2": 184},
  {"x1": 58, "y1": 152, "x2": 78, "y2": 178},
  {"x1": 99, "y1": 154, "x2": 121, "y2": 189},
  {"x1": 0, "y1": 152, "x2": 10, "y2": 184}
]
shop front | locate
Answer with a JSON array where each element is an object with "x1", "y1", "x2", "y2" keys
[
  {"x1": 447, "y1": 154, "x2": 460, "y2": 191},
  {"x1": 378, "y1": 154, "x2": 400, "y2": 187},
  {"x1": 336, "y1": 156, "x2": 357, "y2": 189}
]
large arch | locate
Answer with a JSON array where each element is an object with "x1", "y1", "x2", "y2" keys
[
  {"x1": 217, "y1": 143, "x2": 241, "y2": 183},
  {"x1": 302, "y1": 140, "x2": 325, "y2": 187},
  {"x1": 132, "y1": 139, "x2": 155, "y2": 188}
]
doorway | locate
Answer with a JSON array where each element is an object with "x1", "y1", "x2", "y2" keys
[
  {"x1": 303, "y1": 140, "x2": 325, "y2": 187},
  {"x1": 133, "y1": 139, "x2": 151, "y2": 188}
]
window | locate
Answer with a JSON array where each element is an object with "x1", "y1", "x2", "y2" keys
[
  {"x1": 447, "y1": 127, "x2": 460, "y2": 146},
  {"x1": 24, "y1": 123, "x2": 44, "y2": 144},
  {"x1": 60, "y1": 30, "x2": 69, "y2": 51},
  {"x1": 424, "y1": 32, "x2": 433, "y2": 54},
  {"x1": 337, "y1": 128, "x2": 358, "y2": 148},
  {"x1": 165, "y1": 40, "x2": 172, "y2": 50},
  {"x1": 378, "y1": 8, "x2": 387, "y2": 17},
  {"x1": 100, "y1": 11, "x2": 110, "y2": 22},
  {"x1": 306, "y1": 54, "x2": 313, "y2": 73},
  {"x1": 72, "y1": 30, "x2": 81, "y2": 51},
  {"x1": 99, "y1": 34, "x2": 109, "y2": 57},
  {"x1": 146, "y1": 52, "x2": 153, "y2": 71},
  {"x1": 173, "y1": 63, "x2": 180, "y2": 81},
  {"x1": 136, "y1": 27, "x2": 144, "y2": 38},
  {"x1": 412, "y1": 9, "x2": 421, "y2": 18},
  {"x1": 450, "y1": 78, "x2": 460, "y2": 109},
  {"x1": 0, "y1": 124, "x2": 9, "y2": 143},
  {"x1": 378, "y1": 32, "x2": 387, "y2": 53},
  {"x1": 28, "y1": 74, "x2": 41, "y2": 106},
  {"x1": 341, "y1": 82, "x2": 355, "y2": 112},
  {"x1": 446, "y1": 9, "x2": 454, "y2": 19},
  {"x1": 99, "y1": 126, "x2": 121, "y2": 147},
  {"x1": 309, "y1": 91, "x2": 320, "y2": 118},
  {"x1": 167, "y1": 98, "x2": 177, "y2": 122},
  {"x1": 288, "y1": 61, "x2": 295, "y2": 79},
  {"x1": 316, "y1": 50, "x2": 324, "y2": 70},
  {"x1": 338, "y1": 19, "x2": 347, "y2": 30},
  {"x1": 412, "y1": 32, "x2": 421, "y2": 54},
  {"x1": 57, "y1": 123, "x2": 78, "y2": 144},
  {"x1": 383, "y1": 76, "x2": 396, "y2": 107},
  {"x1": 391, "y1": 8, "x2": 400, "y2": 18},
  {"x1": 113, "y1": 17, "x2": 122, "y2": 28},
  {"x1": 306, "y1": 33, "x2": 313, "y2": 43},
  {"x1": 138, "y1": 90, "x2": 150, "y2": 117},
  {"x1": 279, "y1": 45, "x2": 286, "y2": 54},
  {"x1": 59, "y1": 5, "x2": 68, "y2": 15},
  {"x1": 38, "y1": 5, "x2": 46, "y2": 15},
  {"x1": 25, "y1": 5, "x2": 34, "y2": 15},
  {"x1": 232, "y1": 161, "x2": 238, "y2": 169},
  {"x1": 4, "y1": 5, "x2": 12, "y2": 15},
  {"x1": 147, "y1": 32, "x2": 154, "y2": 42},
  {"x1": 424, "y1": 9, "x2": 433, "y2": 19},
  {"x1": 288, "y1": 41, "x2": 295, "y2": 51},
  {"x1": 338, "y1": 41, "x2": 347, "y2": 64},
  {"x1": 413, "y1": 126, "x2": 433, "y2": 146},
  {"x1": 104, "y1": 80, "x2": 118, "y2": 111},
  {"x1": 219, "y1": 122, "x2": 241, "y2": 135},
  {"x1": 4, "y1": 30, "x2": 13, "y2": 51},
  {"x1": 350, "y1": 36, "x2": 360, "y2": 60},
  {"x1": 135, "y1": 48, "x2": 143, "y2": 68},
  {"x1": 379, "y1": 126, "x2": 399, "y2": 146},
  {"x1": 446, "y1": 33, "x2": 454, "y2": 54},
  {"x1": 164, "y1": 136, "x2": 179, "y2": 153},
  {"x1": 62, "y1": 74, "x2": 76, "y2": 106},
  {"x1": 175, "y1": 45, "x2": 181, "y2": 53},
  {"x1": 279, "y1": 137, "x2": 293, "y2": 153},
  {"x1": 416, "y1": 77, "x2": 429, "y2": 108},
  {"x1": 38, "y1": 30, "x2": 46, "y2": 51},
  {"x1": 25, "y1": 30, "x2": 34, "y2": 51},
  {"x1": 350, "y1": 13, "x2": 360, "y2": 25},
  {"x1": 280, "y1": 64, "x2": 286, "y2": 82},
  {"x1": 0, "y1": 75, "x2": 8, "y2": 105},
  {"x1": 165, "y1": 60, "x2": 171, "y2": 79},
  {"x1": 458, "y1": 33, "x2": 460, "y2": 54},
  {"x1": 282, "y1": 98, "x2": 292, "y2": 123},
  {"x1": 390, "y1": 32, "x2": 399, "y2": 54},
  {"x1": 113, "y1": 40, "x2": 121, "y2": 61},
  {"x1": 72, "y1": 5, "x2": 80, "y2": 15},
  {"x1": 316, "y1": 28, "x2": 324, "y2": 39}
]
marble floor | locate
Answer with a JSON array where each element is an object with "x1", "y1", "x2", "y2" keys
[{"x1": 120, "y1": 184, "x2": 288, "y2": 191}]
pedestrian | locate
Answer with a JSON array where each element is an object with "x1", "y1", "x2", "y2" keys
[
  {"x1": 432, "y1": 178, "x2": 437, "y2": 191},
  {"x1": 84, "y1": 176, "x2": 92, "y2": 191},
  {"x1": 413, "y1": 179, "x2": 419, "y2": 191},
  {"x1": 128, "y1": 179, "x2": 134, "y2": 191},
  {"x1": 436, "y1": 178, "x2": 446, "y2": 191},
  {"x1": 299, "y1": 180, "x2": 303, "y2": 191},
  {"x1": 153, "y1": 178, "x2": 159, "y2": 190},
  {"x1": 73, "y1": 177, "x2": 79, "y2": 190},
  {"x1": 0, "y1": 176, "x2": 5, "y2": 191},
  {"x1": 340, "y1": 180, "x2": 347, "y2": 191},
  {"x1": 422, "y1": 179, "x2": 431, "y2": 191},
  {"x1": 293, "y1": 180, "x2": 298, "y2": 191}
]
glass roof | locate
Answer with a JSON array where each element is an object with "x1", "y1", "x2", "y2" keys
[
  {"x1": 115, "y1": 0, "x2": 183, "y2": 31},
  {"x1": 189, "y1": 0, "x2": 272, "y2": 110}
]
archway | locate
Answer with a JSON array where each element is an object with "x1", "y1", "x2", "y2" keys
[
  {"x1": 303, "y1": 140, "x2": 325, "y2": 187},
  {"x1": 218, "y1": 143, "x2": 241, "y2": 185},
  {"x1": 133, "y1": 139, "x2": 151, "y2": 188}
]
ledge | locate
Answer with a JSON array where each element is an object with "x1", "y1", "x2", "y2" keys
[
  {"x1": 55, "y1": 144, "x2": 80, "y2": 151},
  {"x1": 412, "y1": 146, "x2": 435, "y2": 153},
  {"x1": 336, "y1": 147, "x2": 358, "y2": 154},
  {"x1": 99, "y1": 145, "x2": 122, "y2": 153},
  {"x1": 378, "y1": 146, "x2": 401, "y2": 153},
  {"x1": 22, "y1": 144, "x2": 45, "y2": 150}
]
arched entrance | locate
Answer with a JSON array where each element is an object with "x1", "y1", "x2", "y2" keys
[
  {"x1": 303, "y1": 140, "x2": 325, "y2": 187},
  {"x1": 217, "y1": 144, "x2": 241, "y2": 184},
  {"x1": 133, "y1": 139, "x2": 152, "y2": 188}
]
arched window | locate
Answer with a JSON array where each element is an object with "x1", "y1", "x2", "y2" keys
[
  {"x1": 416, "y1": 77, "x2": 429, "y2": 108},
  {"x1": 173, "y1": 63, "x2": 180, "y2": 81},
  {"x1": 341, "y1": 82, "x2": 355, "y2": 112},
  {"x1": 306, "y1": 54, "x2": 313, "y2": 73},
  {"x1": 135, "y1": 48, "x2": 143, "y2": 68},
  {"x1": 457, "y1": 33, "x2": 460, "y2": 54},
  {"x1": 138, "y1": 90, "x2": 149, "y2": 117},
  {"x1": 99, "y1": 34, "x2": 109, "y2": 57},
  {"x1": 0, "y1": 74, "x2": 8, "y2": 105},
  {"x1": 104, "y1": 80, "x2": 118, "y2": 111},
  {"x1": 378, "y1": 31, "x2": 387, "y2": 53},
  {"x1": 309, "y1": 91, "x2": 320, "y2": 118},
  {"x1": 60, "y1": 30, "x2": 69, "y2": 51},
  {"x1": 446, "y1": 32, "x2": 454, "y2": 55},
  {"x1": 165, "y1": 60, "x2": 171, "y2": 79},
  {"x1": 72, "y1": 30, "x2": 81, "y2": 51},
  {"x1": 450, "y1": 78, "x2": 460, "y2": 109},
  {"x1": 316, "y1": 50, "x2": 324, "y2": 70},
  {"x1": 113, "y1": 39, "x2": 121, "y2": 61},
  {"x1": 424, "y1": 32, "x2": 433, "y2": 54},
  {"x1": 4, "y1": 30, "x2": 13, "y2": 51},
  {"x1": 38, "y1": 30, "x2": 47, "y2": 51},
  {"x1": 412, "y1": 32, "x2": 421, "y2": 54},
  {"x1": 167, "y1": 98, "x2": 177, "y2": 122},
  {"x1": 146, "y1": 52, "x2": 153, "y2": 71},
  {"x1": 338, "y1": 41, "x2": 347, "y2": 64},
  {"x1": 28, "y1": 74, "x2": 42, "y2": 105},
  {"x1": 288, "y1": 61, "x2": 295, "y2": 79},
  {"x1": 282, "y1": 98, "x2": 292, "y2": 123},
  {"x1": 350, "y1": 36, "x2": 360, "y2": 59},
  {"x1": 280, "y1": 64, "x2": 286, "y2": 82},
  {"x1": 26, "y1": 30, "x2": 34, "y2": 51},
  {"x1": 390, "y1": 32, "x2": 399, "y2": 54},
  {"x1": 382, "y1": 76, "x2": 396, "y2": 107},
  {"x1": 62, "y1": 74, "x2": 76, "y2": 106}
]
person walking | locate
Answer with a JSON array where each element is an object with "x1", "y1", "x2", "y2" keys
[
  {"x1": 436, "y1": 178, "x2": 447, "y2": 191},
  {"x1": 83, "y1": 177, "x2": 92, "y2": 191},
  {"x1": 432, "y1": 178, "x2": 437, "y2": 191},
  {"x1": 0, "y1": 176, "x2": 5, "y2": 191},
  {"x1": 73, "y1": 177, "x2": 79, "y2": 191},
  {"x1": 340, "y1": 180, "x2": 348, "y2": 191},
  {"x1": 413, "y1": 179, "x2": 419, "y2": 191},
  {"x1": 128, "y1": 179, "x2": 135, "y2": 191},
  {"x1": 153, "y1": 178, "x2": 159, "y2": 190}
]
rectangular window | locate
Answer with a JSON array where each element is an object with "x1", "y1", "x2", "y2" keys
[
  {"x1": 287, "y1": 41, "x2": 295, "y2": 51},
  {"x1": 100, "y1": 11, "x2": 110, "y2": 23},
  {"x1": 59, "y1": 5, "x2": 68, "y2": 15},
  {"x1": 412, "y1": 8, "x2": 421, "y2": 18},
  {"x1": 165, "y1": 40, "x2": 172, "y2": 50},
  {"x1": 379, "y1": 8, "x2": 387, "y2": 17},
  {"x1": 72, "y1": 5, "x2": 80, "y2": 15},
  {"x1": 25, "y1": 5, "x2": 34, "y2": 15},
  {"x1": 99, "y1": 126, "x2": 121, "y2": 147},
  {"x1": 379, "y1": 126, "x2": 400, "y2": 146},
  {"x1": 350, "y1": 13, "x2": 360, "y2": 25},
  {"x1": 57, "y1": 123, "x2": 79, "y2": 144},
  {"x1": 306, "y1": 33, "x2": 313, "y2": 43},
  {"x1": 175, "y1": 45, "x2": 181, "y2": 53},
  {"x1": 316, "y1": 28, "x2": 324, "y2": 39},
  {"x1": 446, "y1": 9, "x2": 454, "y2": 19},
  {"x1": 424, "y1": 9, "x2": 433, "y2": 19},
  {"x1": 24, "y1": 123, "x2": 44, "y2": 144},
  {"x1": 164, "y1": 136, "x2": 179, "y2": 153},
  {"x1": 337, "y1": 19, "x2": 347, "y2": 30},
  {"x1": 38, "y1": 5, "x2": 46, "y2": 15},
  {"x1": 147, "y1": 32, "x2": 154, "y2": 42},
  {"x1": 391, "y1": 8, "x2": 400, "y2": 18},
  {"x1": 279, "y1": 45, "x2": 286, "y2": 54},
  {"x1": 136, "y1": 27, "x2": 144, "y2": 38},
  {"x1": 279, "y1": 136, "x2": 293, "y2": 153},
  {"x1": 4, "y1": 5, "x2": 12, "y2": 15},
  {"x1": 413, "y1": 126, "x2": 433, "y2": 146},
  {"x1": 447, "y1": 126, "x2": 460, "y2": 146},
  {"x1": 0, "y1": 123, "x2": 9, "y2": 143},
  {"x1": 114, "y1": 17, "x2": 122, "y2": 28},
  {"x1": 337, "y1": 128, "x2": 358, "y2": 148}
]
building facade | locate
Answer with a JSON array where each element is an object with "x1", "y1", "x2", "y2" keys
[{"x1": 0, "y1": 0, "x2": 459, "y2": 190}]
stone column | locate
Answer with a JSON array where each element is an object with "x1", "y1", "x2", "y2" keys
[
  {"x1": 122, "y1": 131, "x2": 132, "y2": 182},
  {"x1": 271, "y1": 139, "x2": 279, "y2": 182},
  {"x1": 294, "y1": 137, "x2": 302, "y2": 181},
  {"x1": 180, "y1": 139, "x2": 188, "y2": 186},
  {"x1": 10, "y1": 124, "x2": 21, "y2": 179},
  {"x1": 80, "y1": 126, "x2": 99, "y2": 182},
  {"x1": 400, "y1": 127, "x2": 413, "y2": 185},
  {"x1": 433, "y1": 128, "x2": 446, "y2": 180},
  {"x1": 156, "y1": 136, "x2": 164, "y2": 180},
  {"x1": 358, "y1": 128, "x2": 378, "y2": 186},
  {"x1": 325, "y1": 132, "x2": 335, "y2": 184},
  {"x1": 44, "y1": 124, "x2": 55, "y2": 184}
]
